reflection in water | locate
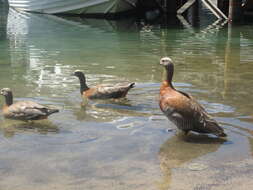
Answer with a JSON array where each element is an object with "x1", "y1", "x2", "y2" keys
[
  {"x1": 72, "y1": 97, "x2": 153, "y2": 123},
  {"x1": 158, "y1": 133, "x2": 226, "y2": 189},
  {"x1": 5, "y1": 8, "x2": 147, "y2": 97},
  {"x1": 0, "y1": 119, "x2": 59, "y2": 138},
  {"x1": 223, "y1": 24, "x2": 241, "y2": 98},
  {"x1": 221, "y1": 23, "x2": 253, "y2": 116},
  {"x1": 0, "y1": 2, "x2": 8, "y2": 39},
  {"x1": 0, "y1": 2, "x2": 9, "y2": 65}
]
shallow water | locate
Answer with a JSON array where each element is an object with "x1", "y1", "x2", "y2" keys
[{"x1": 0, "y1": 3, "x2": 253, "y2": 190}]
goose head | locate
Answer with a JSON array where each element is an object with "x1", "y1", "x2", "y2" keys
[
  {"x1": 160, "y1": 57, "x2": 174, "y2": 68},
  {"x1": 0, "y1": 88, "x2": 12, "y2": 97}
]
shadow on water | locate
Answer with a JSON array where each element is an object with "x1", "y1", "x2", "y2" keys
[
  {"x1": 158, "y1": 133, "x2": 226, "y2": 189},
  {"x1": 0, "y1": 119, "x2": 59, "y2": 137}
]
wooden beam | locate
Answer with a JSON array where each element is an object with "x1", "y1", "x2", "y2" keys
[
  {"x1": 202, "y1": 0, "x2": 228, "y2": 19},
  {"x1": 177, "y1": 0, "x2": 196, "y2": 14},
  {"x1": 177, "y1": 0, "x2": 228, "y2": 20}
]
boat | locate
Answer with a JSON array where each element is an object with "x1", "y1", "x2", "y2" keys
[{"x1": 7, "y1": 0, "x2": 137, "y2": 15}]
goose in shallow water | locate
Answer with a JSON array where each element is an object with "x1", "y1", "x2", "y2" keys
[
  {"x1": 0, "y1": 88, "x2": 59, "y2": 121},
  {"x1": 159, "y1": 57, "x2": 226, "y2": 137},
  {"x1": 72, "y1": 70, "x2": 135, "y2": 100}
]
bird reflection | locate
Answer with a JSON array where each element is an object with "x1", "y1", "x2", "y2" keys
[
  {"x1": 0, "y1": 119, "x2": 59, "y2": 138},
  {"x1": 158, "y1": 133, "x2": 226, "y2": 190},
  {"x1": 73, "y1": 99, "x2": 151, "y2": 122}
]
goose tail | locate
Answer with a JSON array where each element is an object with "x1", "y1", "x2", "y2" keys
[
  {"x1": 47, "y1": 108, "x2": 59, "y2": 115},
  {"x1": 129, "y1": 83, "x2": 135, "y2": 89},
  {"x1": 207, "y1": 121, "x2": 227, "y2": 137}
]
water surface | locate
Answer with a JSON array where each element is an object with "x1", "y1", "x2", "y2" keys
[{"x1": 0, "y1": 3, "x2": 253, "y2": 190}]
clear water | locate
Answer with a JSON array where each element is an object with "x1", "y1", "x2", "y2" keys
[{"x1": 0, "y1": 3, "x2": 253, "y2": 190}]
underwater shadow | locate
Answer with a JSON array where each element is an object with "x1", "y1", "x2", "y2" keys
[
  {"x1": 0, "y1": 119, "x2": 59, "y2": 138},
  {"x1": 177, "y1": 132, "x2": 227, "y2": 144}
]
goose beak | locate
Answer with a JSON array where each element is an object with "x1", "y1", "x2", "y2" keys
[
  {"x1": 160, "y1": 61, "x2": 165, "y2": 66},
  {"x1": 160, "y1": 59, "x2": 165, "y2": 66}
]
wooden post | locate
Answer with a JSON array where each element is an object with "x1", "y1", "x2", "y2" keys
[
  {"x1": 228, "y1": 0, "x2": 243, "y2": 22},
  {"x1": 188, "y1": 0, "x2": 199, "y2": 27}
]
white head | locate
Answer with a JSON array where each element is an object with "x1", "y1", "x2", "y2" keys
[
  {"x1": 160, "y1": 57, "x2": 173, "y2": 67},
  {"x1": 0, "y1": 88, "x2": 12, "y2": 96}
]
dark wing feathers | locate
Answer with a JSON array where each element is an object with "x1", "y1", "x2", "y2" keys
[
  {"x1": 182, "y1": 94, "x2": 226, "y2": 136},
  {"x1": 97, "y1": 83, "x2": 134, "y2": 94},
  {"x1": 161, "y1": 90, "x2": 226, "y2": 137}
]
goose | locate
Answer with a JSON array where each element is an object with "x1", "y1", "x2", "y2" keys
[
  {"x1": 0, "y1": 88, "x2": 59, "y2": 121},
  {"x1": 159, "y1": 57, "x2": 226, "y2": 137},
  {"x1": 72, "y1": 70, "x2": 135, "y2": 99}
]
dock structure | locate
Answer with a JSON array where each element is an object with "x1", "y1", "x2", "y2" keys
[
  {"x1": 161, "y1": 0, "x2": 228, "y2": 20},
  {"x1": 228, "y1": 0, "x2": 243, "y2": 22},
  {"x1": 159, "y1": 0, "x2": 252, "y2": 23},
  {"x1": 177, "y1": 0, "x2": 228, "y2": 20},
  {"x1": 177, "y1": 0, "x2": 196, "y2": 15}
]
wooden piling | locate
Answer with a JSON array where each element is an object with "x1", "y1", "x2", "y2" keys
[
  {"x1": 228, "y1": 0, "x2": 243, "y2": 22},
  {"x1": 189, "y1": 0, "x2": 199, "y2": 27}
]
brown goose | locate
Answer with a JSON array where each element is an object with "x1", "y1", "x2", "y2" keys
[
  {"x1": 159, "y1": 57, "x2": 226, "y2": 137},
  {"x1": 0, "y1": 88, "x2": 59, "y2": 121},
  {"x1": 72, "y1": 70, "x2": 135, "y2": 99}
]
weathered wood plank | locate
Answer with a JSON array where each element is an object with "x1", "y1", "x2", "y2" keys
[
  {"x1": 177, "y1": 0, "x2": 196, "y2": 14},
  {"x1": 202, "y1": 0, "x2": 228, "y2": 19},
  {"x1": 177, "y1": 0, "x2": 228, "y2": 20}
]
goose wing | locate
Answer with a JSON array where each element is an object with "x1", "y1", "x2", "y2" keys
[
  {"x1": 6, "y1": 101, "x2": 54, "y2": 120},
  {"x1": 176, "y1": 91, "x2": 226, "y2": 136},
  {"x1": 98, "y1": 83, "x2": 134, "y2": 93},
  {"x1": 160, "y1": 90, "x2": 225, "y2": 136},
  {"x1": 89, "y1": 83, "x2": 134, "y2": 99}
]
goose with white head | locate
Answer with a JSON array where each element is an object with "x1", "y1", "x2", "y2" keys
[{"x1": 159, "y1": 57, "x2": 226, "y2": 137}]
